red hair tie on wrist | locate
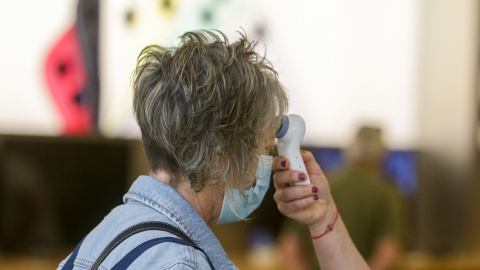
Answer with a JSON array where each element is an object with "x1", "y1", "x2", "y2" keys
[{"x1": 309, "y1": 206, "x2": 339, "y2": 239}]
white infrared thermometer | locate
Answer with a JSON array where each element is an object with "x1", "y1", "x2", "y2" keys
[{"x1": 276, "y1": 114, "x2": 311, "y2": 185}]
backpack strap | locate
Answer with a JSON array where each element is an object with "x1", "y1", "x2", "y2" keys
[
  {"x1": 110, "y1": 237, "x2": 215, "y2": 270},
  {"x1": 61, "y1": 237, "x2": 85, "y2": 270},
  {"x1": 61, "y1": 221, "x2": 215, "y2": 270},
  {"x1": 91, "y1": 221, "x2": 195, "y2": 269}
]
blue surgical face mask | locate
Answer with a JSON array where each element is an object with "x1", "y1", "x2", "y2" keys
[{"x1": 215, "y1": 155, "x2": 273, "y2": 224}]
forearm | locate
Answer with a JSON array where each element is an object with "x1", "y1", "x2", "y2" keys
[
  {"x1": 272, "y1": 152, "x2": 370, "y2": 269},
  {"x1": 310, "y1": 214, "x2": 370, "y2": 270}
]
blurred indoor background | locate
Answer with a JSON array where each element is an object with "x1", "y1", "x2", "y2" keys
[{"x1": 0, "y1": 0, "x2": 479, "y2": 269}]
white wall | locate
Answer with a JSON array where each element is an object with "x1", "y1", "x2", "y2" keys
[
  {"x1": 99, "y1": 0, "x2": 421, "y2": 149},
  {"x1": 419, "y1": 0, "x2": 477, "y2": 171},
  {"x1": 0, "y1": 1, "x2": 78, "y2": 135},
  {"x1": 0, "y1": 0, "x2": 423, "y2": 150}
]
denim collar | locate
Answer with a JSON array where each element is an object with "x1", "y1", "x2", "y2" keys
[{"x1": 123, "y1": 175, "x2": 237, "y2": 270}]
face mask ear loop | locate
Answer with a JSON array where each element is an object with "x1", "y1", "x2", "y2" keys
[
  {"x1": 256, "y1": 155, "x2": 273, "y2": 181},
  {"x1": 254, "y1": 155, "x2": 262, "y2": 181},
  {"x1": 210, "y1": 157, "x2": 230, "y2": 186}
]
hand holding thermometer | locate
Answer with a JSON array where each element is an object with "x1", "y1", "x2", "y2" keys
[{"x1": 276, "y1": 114, "x2": 311, "y2": 185}]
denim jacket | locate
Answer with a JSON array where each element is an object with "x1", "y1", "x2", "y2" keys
[{"x1": 57, "y1": 175, "x2": 238, "y2": 270}]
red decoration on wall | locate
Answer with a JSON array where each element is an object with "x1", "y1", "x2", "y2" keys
[{"x1": 45, "y1": 26, "x2": 92, "y2": 135}]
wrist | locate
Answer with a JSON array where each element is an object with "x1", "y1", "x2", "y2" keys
[{"x1": 309, "y1": 201, "x2": 338, "y2": 239}]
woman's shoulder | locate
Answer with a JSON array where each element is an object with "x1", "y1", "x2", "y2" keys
[
  {"x1": 127, "y1": 241, "x2": 213, "y2": 270},
  {"x1": 62, "y1": 204, "x2": 213, "y2": 269},
  {"x1": 57, "y1": 241, "x2": 213, "y2": 270}
]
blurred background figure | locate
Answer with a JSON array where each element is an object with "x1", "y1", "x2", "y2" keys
[{"x1": 278, "y1": 126, "x2": 403, "y2": 270}]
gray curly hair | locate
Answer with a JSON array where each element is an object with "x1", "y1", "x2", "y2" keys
[{"x1": 132, "y1": 30, "x2": 288, "y2": 192}]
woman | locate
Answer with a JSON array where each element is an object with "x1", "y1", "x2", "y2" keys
[{"x1": 57, "y1": 30, "x2": 368, "y2": 270}]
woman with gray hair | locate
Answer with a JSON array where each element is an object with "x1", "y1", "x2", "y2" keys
[{"x1": 57, "y1": 30, "x2": 368, "y2": 270}]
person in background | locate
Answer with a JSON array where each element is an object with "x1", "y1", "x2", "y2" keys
[
  {"x1": 278, "y1": 126, "x2": 403, "y2": 270},
  {"x1": 57, "y1": 30, "x2": 369, "y2": 270}
]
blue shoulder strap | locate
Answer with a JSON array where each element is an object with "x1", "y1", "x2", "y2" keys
[
  {"x1": 60, "y1": 221, "x2": 215, "y2": 270},
  {"x1": 111, "y1": 237, "x2": 215, "y2": 270},
  {"x1": 61, "y1": 237, "x2": 85, "y2": 270}
]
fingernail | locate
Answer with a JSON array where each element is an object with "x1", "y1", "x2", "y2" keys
[
  {"x1": 299, "y1": 174, "x2": 306, "y2": 181},
  {"x1": 312, "y1": 186, "x2": 318, "y2": 193},
  {"x1": 314, "y1": 195, "x2": 319, "y2": 200},
  {"x1": 281, "y1": 160, "x2": 286, "y2": 168}
]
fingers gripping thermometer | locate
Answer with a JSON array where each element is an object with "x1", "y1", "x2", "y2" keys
[{"x1": 276, "y1": 114, "x2": 311, "y2": 185}]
